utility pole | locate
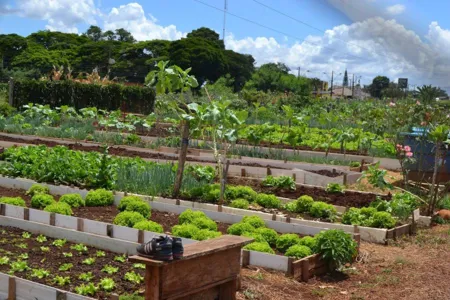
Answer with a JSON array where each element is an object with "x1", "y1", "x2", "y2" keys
[
  {"x1": 297, "y1": 67, "x2": 300, "y2": 78},
  {"x1": 222, "y1": 0, "x2": 228, "y2": 41},
  {"x1": 330, "y1": 71, "x2": 334, "y2": 99},
  {"x1": 352, "y1": 74, "x2": 355, "y2": 98}
]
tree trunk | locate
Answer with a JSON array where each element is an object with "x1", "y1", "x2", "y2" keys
[
  {"x1": 172, "y1": 120, "x2": 189, "y2": 198},
  {"x1": 428, "y1": 142, "x2": 441, "y2": 215}
]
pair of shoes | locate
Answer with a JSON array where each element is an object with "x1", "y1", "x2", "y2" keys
[{"x1": 136, "y1": 235, "x2": 183, "y2": 261}]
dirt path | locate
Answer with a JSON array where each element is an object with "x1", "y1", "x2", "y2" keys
[{"x1": 238, "y1": 224, "x2": 450, "y2": 300}]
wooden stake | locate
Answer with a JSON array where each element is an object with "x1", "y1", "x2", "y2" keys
[
  {"x1": 107, "y1": 225, "x2": 113, "y2": 238},
  {"x1": 77, "y1": 218, "x2": 84, "y2": 232},
  {"x1": 267, "y1": 167, "x2": 272, "y2": 176},
  {"x1": 301, "y1": 259, "x2": 310, "y2": 282},
  {"x1": 23, "y1": 208, "x2": 29, "y2": 221},
  {"x1": 0, "y1": 204, "x2": 5, "y2": 216},
  {"x1": 241, "y1": 250, "x2": 250, "y2": 267},
  {"x1": 8, "y1": 276, "x2": 15, "y2": 300},
  {"x1": 241, "y1": 168, "x2": 246, "y2": 177},
  {"x1": 49, "y1": 213, "x2": 56, "y2": 226}
]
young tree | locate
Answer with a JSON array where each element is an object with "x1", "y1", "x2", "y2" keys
[{"x1": 145, "y1": 61, "x2": 199, "y2": 197}]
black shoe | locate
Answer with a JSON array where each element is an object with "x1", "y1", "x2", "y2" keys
[
  {"x1": 172, "y1": 237, "x2": 184, "y2": 260},
  {"x1": 136, "y1": 235, "x2": 173, "y2": 261}
]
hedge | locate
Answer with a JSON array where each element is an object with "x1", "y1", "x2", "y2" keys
[{"x1": 11, "y1": 80, "x2": 155, "y2": 114}]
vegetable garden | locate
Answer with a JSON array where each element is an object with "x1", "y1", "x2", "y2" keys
[{"x1": 0, "y1": 61, "x2": 449, "y2": 299}]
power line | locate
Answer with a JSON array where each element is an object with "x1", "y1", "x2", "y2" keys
[{"x1": 192, "y1": 0, "x2": 371, "y2": 62}]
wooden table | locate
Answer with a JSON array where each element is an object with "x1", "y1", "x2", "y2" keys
[{"x1": 129, "y1": 235, "x2": 252, "y2": 300}]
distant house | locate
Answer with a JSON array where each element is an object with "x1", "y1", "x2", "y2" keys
[{"x1": 311, "y1": 86, "x2": 370, "y2": 100}]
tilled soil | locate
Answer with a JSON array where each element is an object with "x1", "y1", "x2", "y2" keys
[
  {"x1": 308, "y1": 169, "x2": 344, "y2": 178},
  {"x1": 0, "y1": 226, "x2": 145, "y2": 298},
  {"x1": 227, "y1": 177, "x2": 391, "y2": 208}
]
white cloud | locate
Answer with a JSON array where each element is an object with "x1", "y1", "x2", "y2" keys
[
  {"x1": 225, "y1": 17, "x2": 450, "y2": 89},
  {"x1": 103, "y1": 3, "x2": 184, "y2": 41},
  {"x1": 386, "y1": 4, "x2": 406, "y2": 15},
  {"x1": 12, "y1": 0, "x2": 98, "y2": 33}
]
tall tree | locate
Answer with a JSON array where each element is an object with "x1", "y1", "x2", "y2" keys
[
  {"x1": 369, "y1": 75, "x2": 390, "y2": 98},
  {"x1": 0, "y1": 34, "x2": 27, "y2": 69},
  {"x1": 103, "y1": 30, "x2": 115, "y2": 41},
  {"x1": 223, "y1": 50, "x2": 254, "y2": 91},
  {"x1": 169, "y1": 37, "x2": 227, "y2": 83},
  {"x1": 85, "y1": 26, "x2": 103, "y2": 42},
  {"x1": 115, "y1": 28, "x2": 135, "y2": 43},
  {"x1": 343, "y1": 69, "x2": 348, "y2": 87},
  {"x1": 186, "y1": 27, "x2": 224, "y2": 49}
]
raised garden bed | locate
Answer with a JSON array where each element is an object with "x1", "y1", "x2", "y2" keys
[{"x1": 0, "y1": 226, "x2": 144, "y2": 298}]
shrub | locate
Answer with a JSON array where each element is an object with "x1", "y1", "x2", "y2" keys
[
  {"x1": 193, "y1": 229, "x2": 222, "y2": 241},
  {"x1": 133, "y1": 221, "x2": 163, "y2": 233},
  {"x1": 0, "y1": 197, "x2": 26, "y2": 207},
  {"x1": 254, "y1": 227, "x2": 278, "y2": 246},
  {"x1": 171, "y1": 224, "x2": 200, "y2": 239},
  {"x1": 226, "y1": 186, "x2": 257, "y2": 202},
  {"x1": 229, "y1": 199, "x2": 249, "y2": 209},
  {"x1": 179, "y1": 209, "x2": 207, "y2": 224},
  {"x1": 31, "y1": 194, "x2": 56, "y2": 209},
  {"x1": 255, "y1": 193, "x2": 281, "y2": 209},
  {"x1": 368, "y1": 211, "x2": 396, "y2": 229},
  {"x1": 85, "y1": 189, "x2": 114, "y2": 207},
  {"x1": 309, "y1": 202, "x2": 337, "y2": 220},
  {"x1": 285, "y1": 245, "x2": 313, "y2": 259},
  {"x1": 439, "y1": 195, "x2": 450, "y2": 210},
  {"x1": 26, "y1": 184, "x2": 49, "y2": 197},
  {"x1": 315, "y1": 229, "x2": 358, "y2": 269},
  {"x1": 295, "y1": 195, "x2": 314, "y2": 213},
  {"x1": 59, "y1": 194, "x2": 85, "y2": 208},
  {"x1": 113, "y1": 212, "x2": 146, "y2": 228},
  {"x1": 192, "y1": 217, "x2": 218, "y2": 231},
  {"x1": 44, "y1": 202, "x2": 73, "y2": 216},
  {"x1": 123, "y1": 200, "x2": 151, "y2": 218},
  {"x1": 0, "y1": 102, "x2": 16, "y2": 116},
  {"x1": 276, "y1": 234, "x2": 301, "y2": 252},
  {"x1": 298, "y1": 236, "x2": 318, "y2": 252},
  {"x1": 241, "y1": 216, "x2": 265, "y2": 228},
  {"x1": 243, "y1": 242, "x2": 275, "y2": 254},
  {"x1": 227, "y1": 222, "x2": 255, "y2": 236}
]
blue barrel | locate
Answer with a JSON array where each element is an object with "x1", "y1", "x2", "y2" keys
[{"x1": 401, "y1": 127, "x2": 450, "y2": 182}]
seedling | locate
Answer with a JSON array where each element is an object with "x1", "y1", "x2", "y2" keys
[
  {"x1": 52, "y1": 239, "x2": 67, "y2": 248},
  {"x1": 124, "y1": 271, "x2": 144, "y2": 284},
  {"x1": 114, "y1": 254, "x2": 126, "y2": 263},
  {"x1": 75, "y1": 283, "x2": 98, "y2": 296},
  {"x1": 40, "y1": 246, "x2": 50, "y2": 252},
  {"x1": 133, "y1": 263, "x2": 146, "y2": 269},
  {"x1": 62, "y1": 252, "x2": 73, "y2": 258},
  {"x1": 0, "y1": 256, "x2": 10, "y2": 265},
  {"x1": 22, "y1": 232, "x2": 32, "y2": 239},
  {"x1": 79, "y1": 272, "x2": 94, "y2": 282},
  {"x1": 10, "y1": 261, "x2": 29, "y2": 272},
  {"x1": 71, "y1": 243, "x2": 88, "y2": 253},
  {"x1": 99, "y1": 278, "x2": 115, "y2": 291},
  {"x1": 31, "y1": 268, "x2": 50, "y2": 279},
  {"x1": 18, "y1": 253, "x2": 28, "y2": 260},
  {"x1": 53, "y1": 276, "x2": 71, "y2": 286},
  {"x1": 16, "y1": 243, "x2": 27, "y2": 249},
  {"x1": 102, "y1": 265, "x2": 119, "y2": 274},
  {"x1": 59, "y1": 263, "x2": 73, "y2": 271},
  {"x1": 82, "y1": 258, "x2": 96, "y2": 265},
  {"x1": 96, "y1": 251, "x2": 106, "y2": 257},
  {"x1": 36, "y1": 234, "x2": 47, "y2": 243}
]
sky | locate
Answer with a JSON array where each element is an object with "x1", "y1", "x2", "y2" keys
[{"x1": 1, "y1": 0, "x2": 450, "y2": 90}]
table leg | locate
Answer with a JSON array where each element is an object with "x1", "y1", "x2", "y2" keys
[{"x1": 145, "y1": 265, "x2": 161, "y2": 300}]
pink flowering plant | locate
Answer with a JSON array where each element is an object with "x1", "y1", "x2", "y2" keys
[{"x1": 396, "y1": 144, "x2": 416, "y2": 186}]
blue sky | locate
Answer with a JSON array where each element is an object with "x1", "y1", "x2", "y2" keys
[{"x1": 1, "y1": 0, "x2": 450, "y2": 89}]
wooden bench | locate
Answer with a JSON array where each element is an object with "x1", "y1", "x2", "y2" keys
[{"x1": 129, "y1": 235, "x2": 252, "y2": 300}]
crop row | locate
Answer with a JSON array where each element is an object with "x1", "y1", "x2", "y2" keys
[{"x1": 0, "y1": 145, "x2": 417, "y2": 230}]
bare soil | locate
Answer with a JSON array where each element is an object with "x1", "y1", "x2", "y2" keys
[
  {"x1": 0, "y1": 226, "x2": 145, "y2": 298},
  {"x1": 227, "y1": 177, "x2": 391, "y2": 208},
  {"x1": 308, "y1": 169, "x2": 344, "y2": 178},
  {"x1": 238, "y1": 224, "x2": 450, "y2": 300}
]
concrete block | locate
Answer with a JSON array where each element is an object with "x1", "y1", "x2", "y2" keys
[
  {"x1": 15, "y1": 276, "x2": 57, "y2": 300},
  {"x1": 83, "y1": 219, "x2": 108, "y2": 236},
  {"x1": 248, "y1": 250, "x2": 289, "y2": 272},
  {"x1": 55, "y1": 214, "x2": 78, "y2": 230},
  {"x1": 4, "y1": 204, "x2": 24, "y2": 219},
  {"x1": 112, "y1": 225, "x2": 139, "y2": 243},
  {"x1": 29, "y1": 209, "x2": 50, "y2": 224}
]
